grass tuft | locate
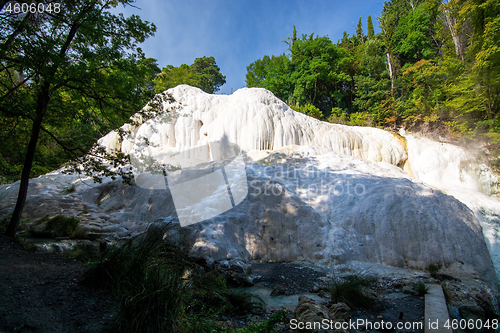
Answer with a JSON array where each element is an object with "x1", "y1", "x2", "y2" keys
[
  {"x1": 235, "y1": 310, "x2": 288, "y2": 333},
  {"x1": 427, "y1": 263, "x2": 442, "y2": 278},
  {"x1": 328, "y1": 273, "x2": 375, "y2": 309},
  {"x1": 414, "y1": 281, "x2": 429, "y2": 296},
  {"x1": 45, "y1": 215, "x2": 79, "y2": 237}
]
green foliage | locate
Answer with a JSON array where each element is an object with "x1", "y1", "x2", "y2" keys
[
  {"x1": 14, "y1": 235, "x2": 37, "y2": 252},
  {"x1": 32, "y1": 215, "x2": 79, "y2": 238},
  {"x1": 328, "y1": 273, "x2": 375, "y2": 309},
  {"x1": 427, "y1": 263, "x2": 442, "y2": 277},
  {"x1": 367, "y1": 15, "x2": 375, "y2": 40},
  {"x1": 247, "y1": 29, "x2": 354, "y2": 113},
  {"x1": 154, "y1": 56, "x2": 226, "y2": 94},
  {"x1": 83, "y1": 226, "x2": 266, "y2": 333},
  {"x1": 328, "y1": 107, "x2": 349, "y2": 124},
  {"x1": 45, "y1": 216, "x2": 79, "y2": 238},
  {"x1": 290, "y1": 34, "x2": 353, "y2": 111},
  {"x1": 414, "y1": 281, "x2": 429, "y2": 296},
  {"x1": 234, "y1": 310, "x2": 288, "y2": 333},
  {"x1": 246, "y1": 54, "x2": 292, "y2": 101},
  {"x1": 1, "y1": 0, "x2": 164, "y2": 236},
  {"x1": 392, "y1": 1, "x2": 440, "y2": 62},
  {"x1": 348, "y1": 112, "x2": 373, "y2": 127},
  {"x1": 290, "y1": 103, "x2": 324, "y2": 120},
  {"x1": 154, "y1": 64, "x2": 199, "y2": 92},
  {"x1": 356, "y1": 17, "x2": 364, "y2": 44},
  {"x1": 0, "y1": 4, "x2": 159, "y2": 181}
]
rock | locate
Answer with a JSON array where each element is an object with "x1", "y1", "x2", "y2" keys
[
  {"x1": 294, "y1": 296, "x2": 329, "y2": 332},
  {"x1": 440, "y1": 278, "x2": 499, "y2": 322},
  {"x1": 459, "y1": 305, "x2": 485, "y2": 319},
  {"x1": 328, "y1": 302, "x2": 350, "y2": 321},
  {"x1": 75, "y1": 240, "x2": 100, "y2": 257},
  {"x1": 402, "y1": 285, "x2": 417, "y2": 296},
  {"x1": 270, "y1": 285, "x2": 287, "y2": 296},
  {"x1": 213, "y1": 259, "x2": 255, "y2": 286},
  {"x1": 112, "y1": 85, "x2": 407, "y2": 166}
]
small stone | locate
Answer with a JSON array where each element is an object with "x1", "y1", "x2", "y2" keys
[{"x1": 270, "y1": 285, "x2": 286, "y2": 296}]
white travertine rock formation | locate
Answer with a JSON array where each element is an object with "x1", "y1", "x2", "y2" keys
[{"x1": 99, "y1": 85, "x2": 407, "y2": 167}]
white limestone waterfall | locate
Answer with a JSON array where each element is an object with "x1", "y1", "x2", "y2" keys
[{"x1": 402, "y1": 132, "x2": 500, "y2": 278}]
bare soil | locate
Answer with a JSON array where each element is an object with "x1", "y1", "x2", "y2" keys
[{"x1": 0, "y1": 235, "x2": 115, "y2": 333}]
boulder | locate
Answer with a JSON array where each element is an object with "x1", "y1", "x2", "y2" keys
[
  {"x1": 213, "y1": 259, "x2": 256, "y2": 286},
  {"x1": 328, "y1": 302, "x2": 351, "y2": 322},
  {"x1": 294, "y1": 296, "x2": 329, "y2": 332}
]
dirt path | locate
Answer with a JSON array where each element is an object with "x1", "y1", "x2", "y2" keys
[{"x1": 0, "y1": 235, "x2": 115, "y2": 333}]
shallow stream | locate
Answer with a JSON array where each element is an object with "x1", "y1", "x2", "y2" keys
[{"x1": 244, "y1": 285, "x2": 327, "y2": 309}]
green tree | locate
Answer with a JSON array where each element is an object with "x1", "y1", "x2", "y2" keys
[
  {"x1": 367, "y1": 15, "x2": 375, "y2": 40},
  {"x1": 154, "y1": 64, "x2": 199, "y2": 92},
  {"x1": 290, "y1": 33, "x2": 353, "y2": 113},
  {"x1": 153, "y1": 56, "x2": 226, "y2": 94},
  {"x1": 392, "y1": 0, "x2": 440, "y2": 63},
  {"x1": 463, "y1": 0, "x2": 500, "y2": 123},
  {"x1": 356, "y1": 17, "x2": 364, "y2": 44},
  {"x1": 1, "y1": 0, "x2": 157, "y2": 237},
  {"x1": 192, "y1": 56, "x2": 226, "y2": 94},
  {"x1": 353, "y1": 40, "x2": 391, "y2": 124},
  {"x1": 246, "y1": 54, "x2": 292, "y2": 102},
  {"x1": 247, "y1": 28, "x2": 355, "y2": 117},
  {"x1": 290, "y1": 103, "x2": 324, "y2": 120}
]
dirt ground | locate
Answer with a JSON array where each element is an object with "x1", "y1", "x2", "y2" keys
[{"x1": 0, "y1": 235, "x2": 116, "y2": 333}]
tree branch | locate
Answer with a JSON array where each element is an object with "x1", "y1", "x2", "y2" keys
[
  {"x1": 40, "y1": 125, "x2": 87, "y2": 157},
  {"x1": 0, "y1": 11, "x2": 34, "y2": 58}
]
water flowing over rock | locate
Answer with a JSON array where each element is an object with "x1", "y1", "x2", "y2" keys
[{"x1": 1, "y1": 85, "x2": 499, "y2": 288}]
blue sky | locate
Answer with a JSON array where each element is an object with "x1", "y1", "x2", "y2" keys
[{"x1": 112, "y1": 0, "x2": 385, "y2": 95}]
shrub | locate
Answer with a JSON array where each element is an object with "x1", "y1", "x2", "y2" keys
[
  {"x1": 31, "y1": 215, "x2": 79, "y2": 238},
  {"x1": 15, "y1": 235, "x2": 37, "y2": 251},
  {"x1": 235, "y1": 310, "x2": 288, "y2": 333},
  {"x1": 291, "y1": 103, "x2": 324, "y2": 120},
  {"x1": 45, "y1": 215, "x2": 79, "y2": 237},
  {"x1": 328, "y1": 273, "x2": 375, "y2": 309},
  {"x1": 348, "y1": 112, "x2": 373, "y2": 127},
  {"x1": 427, "y1": 264, "x2": 442, "y2": 278},
  {"x1": 414, "y1": 281, "x2": 429, "y2": 296},
  {"x1": 328, "y1": 107, "x2": 348, "y2": 124},
  {"x1": 83, "y1": 225, "x2": 266, "y2": 333},
  {"x1": 224, "y1": 288, "x2": 265, "y2": 315}
]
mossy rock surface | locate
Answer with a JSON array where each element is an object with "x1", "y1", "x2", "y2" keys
[{"x1": 29, "y1": 215, "x2": 79, "y2": 238}]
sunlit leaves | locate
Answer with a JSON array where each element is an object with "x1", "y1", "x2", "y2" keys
[{"x1": 153, "y1": 56, "x2": 226, "y2": 94}]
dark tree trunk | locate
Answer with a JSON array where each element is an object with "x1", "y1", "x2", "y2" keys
[{"x1": 5, "y1": 83, "x2": 49, "y2": 237}]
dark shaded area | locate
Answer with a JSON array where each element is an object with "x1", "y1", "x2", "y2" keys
[
  {"x1": 0, "y1": 235, "x2": 116, "y2": 333},
  {"x1": 252, "y1": 262, "x2": 327, "y2": 294}
]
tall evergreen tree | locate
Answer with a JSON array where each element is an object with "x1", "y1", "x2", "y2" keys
[
  {"x1": 367, "y1": 15, "x2": 375, "y2": 40},
  {"x1": 356, "y1": 17, "x2": 364, "y2": 43}
]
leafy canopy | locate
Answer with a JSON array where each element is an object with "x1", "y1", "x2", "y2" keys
[
  {"x1": 153, "y1": 56, "x2": 226, "y2": 94},
  {"x1": 0, "y1": 0, "x2": 160, "y2": 236}
]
